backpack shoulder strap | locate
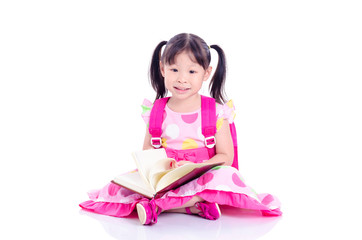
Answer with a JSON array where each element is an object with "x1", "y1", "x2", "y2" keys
[
  {"x1": 149, "y1": 97, "x2": 169, "y2": 148},
  {"x1": 229, "y1": 122, "x2": 239, "y2": 169},
  {"x1": 201, "y1": 95, "x2": 239, "y2": 169},
  {"x1": 201, "y1": 95, "x2": 216, "y2": 148}
]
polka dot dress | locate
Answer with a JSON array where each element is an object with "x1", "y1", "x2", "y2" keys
[{"x1": 79, "y1": 99, "x2": 282, "y2": 218}]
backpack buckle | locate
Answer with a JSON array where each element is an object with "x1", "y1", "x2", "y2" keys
[
  {"x1": 151, "y1": 137, "x2": 162, "y2": 148},
  {"x1": 204, "y1": 136, "x2": 216, "y2": 148}
]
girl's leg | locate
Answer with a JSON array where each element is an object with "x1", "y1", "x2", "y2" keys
[
  {"x1": 163, "y1": 195, "x2": 221, "y2": 220},
  {"x1": 163, "y1": 195, "x2": 204, "y2": 213}
]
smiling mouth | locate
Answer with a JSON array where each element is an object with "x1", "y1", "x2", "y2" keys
[{"x1": 174, "y1": 86, "x2": 191, "y2": 91}]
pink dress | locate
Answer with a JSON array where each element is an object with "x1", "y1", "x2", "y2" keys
[{"x1": 79, "y1": 99, "x2": 282, "y2": 217}]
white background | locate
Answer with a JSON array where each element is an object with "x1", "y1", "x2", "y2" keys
[{"x1": 1, "y1": 0, "x2": 361, "y2": 239}]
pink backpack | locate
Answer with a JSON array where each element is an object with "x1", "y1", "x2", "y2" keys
[{"x1": 148, "y1": 95, "x2": 239, "y2": 169}]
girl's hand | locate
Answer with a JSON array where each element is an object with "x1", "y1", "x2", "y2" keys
[{"x1": 170, "y1": 160, "x2": 191, "y2": 168}]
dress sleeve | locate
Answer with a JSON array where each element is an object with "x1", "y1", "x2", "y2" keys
[
  {"x1": 141, "y1": 99, "x2": 153, "y2": 126},
  {"x1": 215, "y1": 100, "x2": 236, "y2": 131}
]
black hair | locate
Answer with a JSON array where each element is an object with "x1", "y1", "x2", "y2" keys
[{"x1": 149, "y1": 33, "x2": 227, "y2": 103}]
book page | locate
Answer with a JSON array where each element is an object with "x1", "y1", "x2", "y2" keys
[
  {"x1": 132, "y1": 149, "x2": 168, "y2": 177},
  {"x1": 147, "y1": 158, "x2": 173, "y2": 189},
  {"x1": 132, "y1": 149, "x2": 169, "y2": 192},
  {"x1": 149, "y1": 170, "x2": 171, "y2": 189},
  {"x1": 155, "y1": 162, "x2": 223, "y2": 193},
  {"x1": 112, "y1": 170, "x2": 155, "y2": 198}
]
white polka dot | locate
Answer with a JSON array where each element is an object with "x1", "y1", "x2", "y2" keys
[{"x1": 165, "y1": 124, "x2": 180, "y2": 139}]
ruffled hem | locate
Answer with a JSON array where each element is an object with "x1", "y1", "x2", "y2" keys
[
  {"x1": 79, "y1": 200, "x2": 141, "y2": 218},
  {"x1": 217, "y1": 100, "x2": 235, "y2": 122},
  {"x1": 80, "y1": 189, "x2": 282, "y2": 218},
  {"x1": 155, "y1": 189, "x2": 282, "y2": 217}
]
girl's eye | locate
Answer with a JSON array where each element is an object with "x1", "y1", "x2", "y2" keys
[
  {"x1": 189, "y1": 70, "x2": 196, "y2": 74},
  {"x1": 171, "y1": 68, "x2": 178, "y2": 72}
]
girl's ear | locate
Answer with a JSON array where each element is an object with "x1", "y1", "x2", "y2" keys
[
  {"x1": 203, "y1": 66, "x2": 213, "y2": 81},
  {"x1": 160, "y1": 61, "x2": 165, "y2": 77}
]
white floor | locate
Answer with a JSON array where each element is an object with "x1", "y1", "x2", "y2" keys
[
  {"x1": 1, "y1": 1, "x2": 362, "y2": 239},
  {"x1": 78, "y1": 207, "x2": 281, "y2": 240},
  {"x1": 2, "y1": 154, "x2": 361, "y2": 240}
]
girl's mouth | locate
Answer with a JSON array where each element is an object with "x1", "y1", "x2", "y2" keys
[{"x1": 174, "y1": 86, "x2": 191, "y2": 93}]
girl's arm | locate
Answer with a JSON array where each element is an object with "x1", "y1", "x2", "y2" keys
[
  {"x1": 143, "y1": 127, "x2": 154, "y2": 150},
  {"x1": 206, "y1": 119, "x2": 234, "y2": 166}
]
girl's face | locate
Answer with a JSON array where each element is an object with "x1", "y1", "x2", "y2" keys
[{"x1": 160, "y1": 51, "x2": 212, "y2": 102}]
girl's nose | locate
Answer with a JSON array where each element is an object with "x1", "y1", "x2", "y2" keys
[{"x1": 177, "y1": 72, "x2": 187, "y2": 83}]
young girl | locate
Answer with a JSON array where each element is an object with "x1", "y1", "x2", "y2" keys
[{"x1": 79, "y1": 33, "x2": 282, "y2": 225}]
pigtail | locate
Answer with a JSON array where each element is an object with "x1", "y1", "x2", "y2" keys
[
  {"x1": 149, "y1": 41, "x2": 168, "y2": 100},
  {"x1": 209, "y1": 45, "x2": 227, "y2": 104}
]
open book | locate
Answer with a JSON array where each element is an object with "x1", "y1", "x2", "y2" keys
[{"x1": 112, "y1": 149, "x2": 224, "y2": 198}]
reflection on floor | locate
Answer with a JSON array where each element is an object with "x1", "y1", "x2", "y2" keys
[{"x1": 79, "y1": 206, "x2": 281, "y2": 240}]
